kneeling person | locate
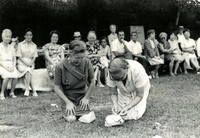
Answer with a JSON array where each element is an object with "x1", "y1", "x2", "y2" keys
[
  {"x1": 54, "y1": 40, "x2": 96, "y2": 123},
  {"x1": 107, "y1": 58, "x2": 150, "y2": 121}
]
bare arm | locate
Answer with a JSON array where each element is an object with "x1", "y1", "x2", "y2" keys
[{"x1": 44, "y1": 50, "x2": 55, "y2": 65}]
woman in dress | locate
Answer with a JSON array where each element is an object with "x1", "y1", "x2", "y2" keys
[
  {"x1": 144, "y1": 29, "x2": 164, "y2": 78},
  {"x1": 0, "y1": 29, "x2": 18, "y2": 100},
  {"x1": 158, "y1": 32, "x2": 184, "y2": 76},
  {"x1": 180, "y1": 29, "x2": 200, "y2": 73},
  {"x1": 43, "y1": 30, "x2": 64, "y2": 78},
  {"x1": 85, "y1": 31, "x2": 103, "y2": 87},
  {"x1": 98, "y1": 37, "x2": 111, "y2": 85},
  {"x1": 16, "y1": 28, "x2": 38, "y2": 96},
  {"x1": 54, "y1": 40, "x2": 96, "y2": 123},
  {"x1": 168, "y1": 32, "x2": 187, "y2": 74},
  {"x1": 107, "y1": 57, "x2": 150, "y2": 121}
]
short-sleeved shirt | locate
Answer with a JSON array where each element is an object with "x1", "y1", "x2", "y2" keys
[
  {"x1": 107, "y1": 60, "x2": 150, "y2": 94},
  {"x1": 128, "y1": 40, "x2": 142, "y2": 55},
  {"x1": 181, "y1": 38, "x2": 196, "y2": 49},
  {"x1": 177, "y1": 34, "x2": 185, "y2": 43},
  {"x1": 0, "y1": 43, "x2": 15, "y2": 62},
  {"x1": 16, "y1": 40, "x2": 38, "y2": 58},
  {"x1": 111, "y1": 39, "x2": 129, "y2": 53}
]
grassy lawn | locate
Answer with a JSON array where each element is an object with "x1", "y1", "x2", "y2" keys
[{"x1": 0, "y1": 73, "x2": 200, "y2": 138}]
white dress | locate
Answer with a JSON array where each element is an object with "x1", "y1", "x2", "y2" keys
[
  {"x1": 107, "y1": 60, "x2": 150, "y2": 120},
  {"x1": 0, "y1": 43, "x2": 18, "y2": 79}
]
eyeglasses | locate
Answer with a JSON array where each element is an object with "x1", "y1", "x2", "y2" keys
[{"x1": 161, "y1": 37, "x2": 166, "y2": 40}]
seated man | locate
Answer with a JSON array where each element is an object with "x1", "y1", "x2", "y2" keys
[
  {"x1": 54, "y1": 40, "x2": 96, "y2": 123},
  {"x1": 111, "y1": 30, "x2": 132, "y2": 60},
  {"x1": 128, "y1": 31, "x2": 151, "y2": 78}
]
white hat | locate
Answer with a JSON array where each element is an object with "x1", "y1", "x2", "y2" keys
[{"x1": 73, "y1": 31, "x2": 81, "y2": 37}]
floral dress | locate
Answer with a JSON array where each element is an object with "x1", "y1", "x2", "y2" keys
[
  {"x1": 42, "y1": 43, "x2": 63, "y2": 78},
  {"x1": 158, "y1": 41, "x2": 176, "y2": 61},
  {"x1": 86, "y1": 42, "x2": 102, "y2": 69}
]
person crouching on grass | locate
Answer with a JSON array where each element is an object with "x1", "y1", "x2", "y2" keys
[
  {"x1": 54, "y1": 40, "x2": 96, "y2": 123},
  {"x1": 107, "y1": 57, "x2": 150, "y2": 120}
]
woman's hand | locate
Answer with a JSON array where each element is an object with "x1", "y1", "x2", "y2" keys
[
  {"x1": 119, "y1": 106, "x2": 129, "y2": 116},
  {"x1": 66, "y1": 101, "x2": 76, "y2": 115},
  {"x1": 80, "y1": 97, "x2": 89, "y2": 110},
  {"x1": 112, "y1": 105, "x2": 120, "y2": 115}
]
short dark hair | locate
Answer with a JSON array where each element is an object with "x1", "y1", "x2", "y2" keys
[
  {"x1": 24, "y1": 28, "x2": 33, "y2": 36},
  {"x1": 183, "y1": 28, "x2": 190, "y2": 34},
  {"x1": 49, "y1": 30, "x2": 60, "y2": 38},
  {"x1": 69, "y1": 40, "x2": 86, "y2": 54},
  {"x1": 99, "y1": 37, "x2": 108, "y2": 45},
  {"x1": 146, "y1": 29, "x2": 155, "y2": 38},
  {"x1": 131, "y1": 31, "x2": 138, "y2": 36},
  {"x1": 117, "y1": 30, "x2": 124, "y2": 34}
]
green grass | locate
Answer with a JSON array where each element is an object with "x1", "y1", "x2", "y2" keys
[{"x1": 0, "y1": 73, "x2": 200, "y2": 138}]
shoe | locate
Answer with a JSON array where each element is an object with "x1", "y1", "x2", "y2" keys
[
  {"x1": 174, "y1": 73, "x2": 178, "y2": 76},
  {"x1": 0, "y1": 94, "x2": 5, "y2": 100},
  {"x1": 24, "y1": 91, "x2": 30, "y2": 96},
  {"x1": 97, "y1": 84, "x2": 105, "y2": 87},
  {"x1": 197, "y1": 69, "x2": 200, "y2": 74},
  {"x1": 10, "y1": 93, "x2": 17, "y2": 98},
  {"x1": 32, "y1": 92, "x2": 38, "y2": 97},
  {"x1": 148, "y1": 75, "x2": 152, "y2": 80}
]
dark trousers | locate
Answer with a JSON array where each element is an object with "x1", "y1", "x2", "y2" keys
[{"x1": 134, "y1": 56, "x2": 151, "y2": 76}]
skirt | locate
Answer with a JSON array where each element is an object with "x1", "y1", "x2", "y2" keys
[
  {"x1": 17, "y1": 58, "x2": 34, "y2": 78},
  {"x1": 0, "y1": 61, "x2": 18, "y2": 79}
]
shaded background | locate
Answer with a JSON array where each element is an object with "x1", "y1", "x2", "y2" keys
[{"x1": 0, "y1": 0, "x2": 200, "y2": 47}]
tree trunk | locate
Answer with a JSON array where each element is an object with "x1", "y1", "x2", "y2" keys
[{"x1": 175, "y1": 9, "x2": 180, "y2": 27}]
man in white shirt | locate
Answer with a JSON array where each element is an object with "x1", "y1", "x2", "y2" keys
[
  {"x1": 110, "y1": 30, "x2": 132, "y2": 59},
  {"x1": 128, "y1": 31, "x2": 151, "y2": 77}
]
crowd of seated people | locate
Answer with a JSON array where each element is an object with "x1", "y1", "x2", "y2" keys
[{"x1": 0, "y1": 25, "x2": 200, "y2": 100}]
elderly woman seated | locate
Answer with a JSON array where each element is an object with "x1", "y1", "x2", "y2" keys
[
  {"x1": 54, "y1": 40, "x2": 96, "y2": 123},
  {"x1": 0, "y1": 29, "x2": 18, "y2": 100},
  {"x1": 158, "y1": 32, "x2": 186, "y2": 76},
  {"x1": 106, "y1": 57, "x2": 150, "y2": 121},
  {"x1": 144, "y1": 29, "x2": 164, "y2": 78}
]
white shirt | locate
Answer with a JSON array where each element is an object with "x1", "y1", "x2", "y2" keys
[
  {"x1": 128, "y1": 40, "x2": 142, "y2": 55},
  {"x1": 111, "y1": 39, "x2": 129, "y2": 53},
  {"x1": 181, "y1": 38, "x2": 196, "y2": 49},
  {"x1": 177, "y1": 34, "x2": 185, "y2": 43}
]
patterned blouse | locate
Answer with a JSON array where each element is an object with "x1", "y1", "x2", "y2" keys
[{"x1": 85, "y1": 42, "x2": 101, "y2": 68}]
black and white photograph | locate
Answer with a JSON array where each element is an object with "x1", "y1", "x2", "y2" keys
[{"x1": 0, "y1": 0, "x2": 200, "y2": 138}]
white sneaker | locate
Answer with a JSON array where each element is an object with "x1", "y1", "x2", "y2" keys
[
  {"x1": 148, "y1": 75, "x2": 152, "y2": 80},
  {"x1": 32, "y1": 92, "x2": 38, "y2": 97},
  {"x1": 24, "y1": 91, "x2": 30, "y2": 96}
]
